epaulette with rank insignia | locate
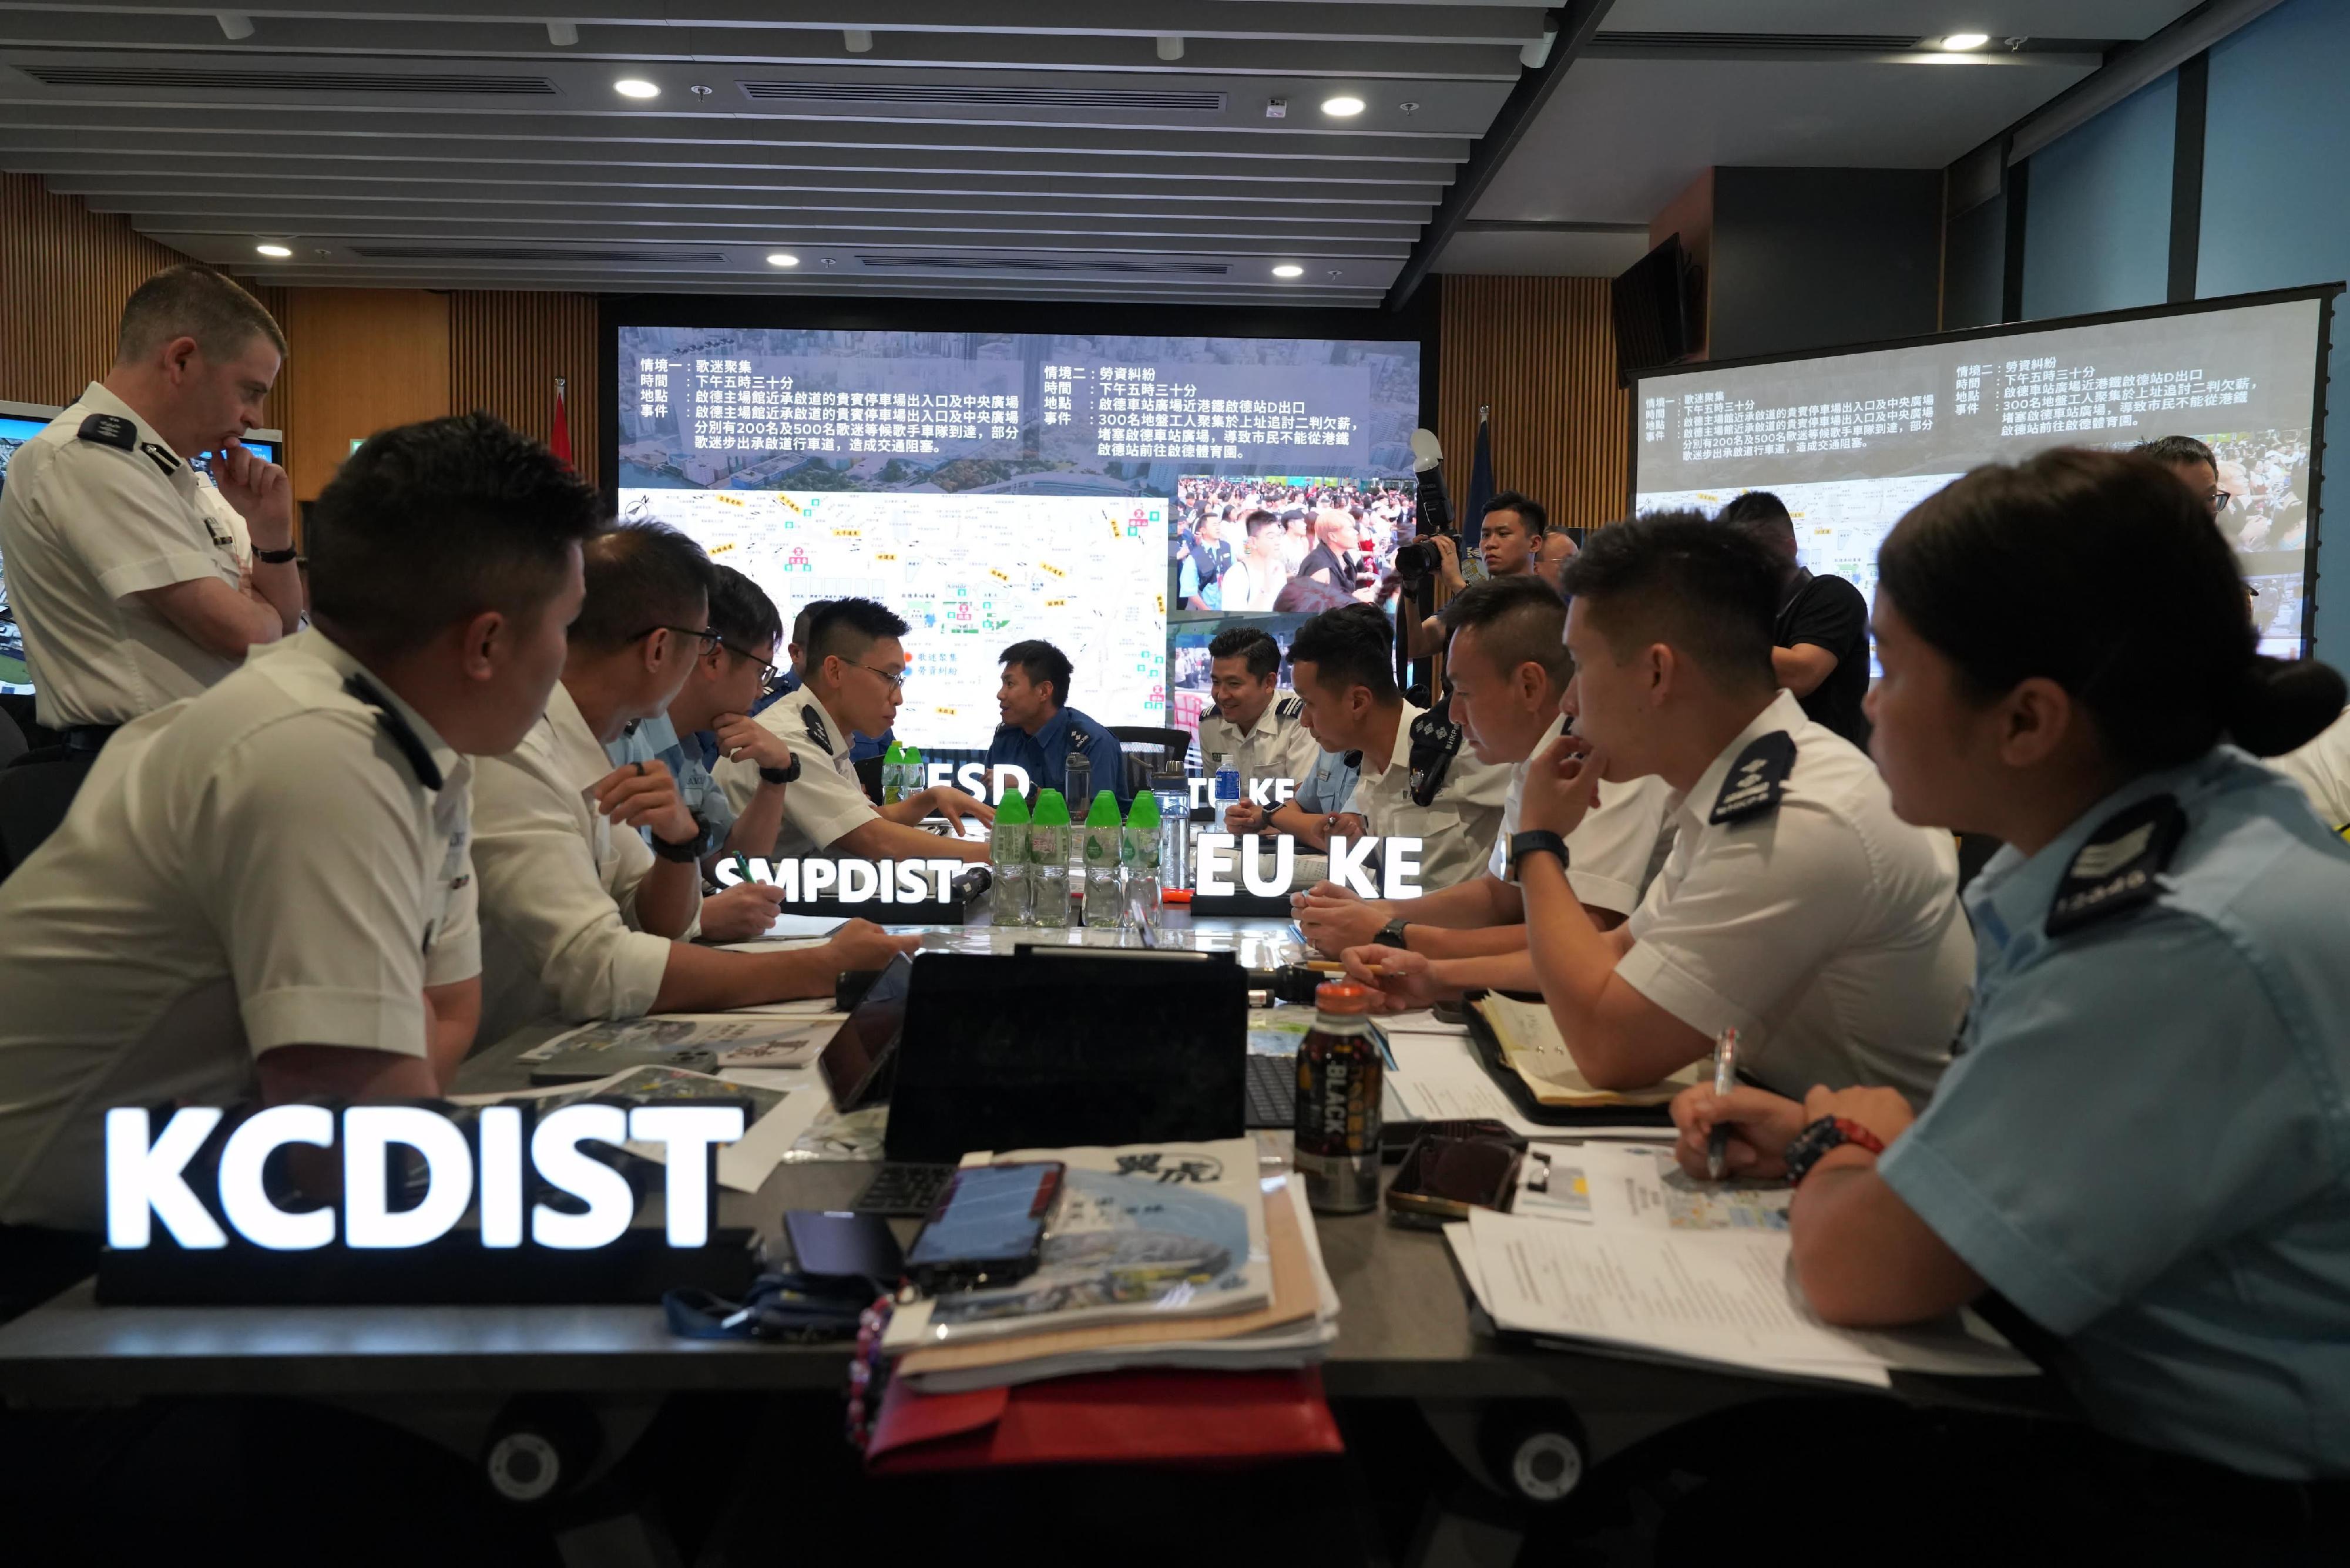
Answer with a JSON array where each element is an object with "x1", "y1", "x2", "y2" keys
[
  {"x1": 76, "y1": 413, "x2": 136, "y2": 452},
  {"x1": 343, "y1": 672, "x2": 444, "y2": 791},
  {"x1": 1710, "y1": 732, "x2": 1796, "y2": 825},
  {"x1": 801, "y1": 704, "x2": 833, "y2": 756},
  {"x1": 2046, "y1": 794, "x2": 2187, "y2": 937},
  {"x1": 138, "y1": 442, "x2": 180, "y2": 478},
  {"x1": 1276, "y1": 696, "x2": 1302, "y2": 721}
]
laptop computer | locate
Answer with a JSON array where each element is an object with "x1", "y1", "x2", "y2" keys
[{"x1": 844, "y1": 949, "x2": 1249, "y2": 1214}]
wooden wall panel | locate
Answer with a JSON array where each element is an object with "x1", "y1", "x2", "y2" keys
[
  {"x1": 283, "y1": 288, "x2": 451, "y2": 502},
  {"x1": 1436, "y1": 274, "x2": 1633, "y2": 533},
  {"x1": 0, "y1": 171, "x2": 186, "y2": 408},
  {"x1": 449, "y1": 291, "x2": 600, "y2": 492}
]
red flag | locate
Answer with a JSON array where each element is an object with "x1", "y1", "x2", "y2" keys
[{"x1": 550, "y1": 376, "x2": 573, "y2": 468}]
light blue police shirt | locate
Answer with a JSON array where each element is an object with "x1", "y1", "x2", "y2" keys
[
  {"x1": 1878, "y1": 747, "x2": 2350, "y2": 1479},
  {"x1": 605, "y1": 712, "x2": 733, "y2": 848},
  {"x1": 1295, "y1": 746, "x2": 1361, "y2": 817}
]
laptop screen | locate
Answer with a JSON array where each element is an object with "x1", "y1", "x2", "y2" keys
[
  {"x1": 884, "y1": 951, "x2": 1246, "y2": 1162},
  {"x1": 817, "y1": 950, "x2": 915, "y2": 1111}
]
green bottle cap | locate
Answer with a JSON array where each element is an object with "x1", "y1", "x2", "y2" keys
[
  {"x1": 1033, "y1": 789, "x2": 1070, "y2": 826},
  {"x1": 1085, "y1": 790, "x2": 1120, "y2": 828},
  {"x1": 882, "y1": 740, "x2": 904, "y2": 764},
  {"x1": 1127, "y1": 792, "x2": 1161, "y2": 831},
  {"x1": 995, "y1": 790, "x2": 1030, "y2": 825},
  {"x1": 908, "y1": 746, "x2": 925, "y2": 764}
]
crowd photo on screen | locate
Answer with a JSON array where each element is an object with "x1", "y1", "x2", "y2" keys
[{"x1": 1170, "y1": 475, "x2": 1416, "y2": 616}]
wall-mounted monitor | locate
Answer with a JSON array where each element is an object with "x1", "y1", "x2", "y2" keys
[
  {"x1": 613, "y1": 323, "x2": 1423, "y2": 751},
  {"x1": 1630, "y1": 287, "x2": 2336, "y2": 662}
]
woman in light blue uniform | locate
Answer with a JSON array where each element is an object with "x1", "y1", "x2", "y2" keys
[{"x1": 1676, "y1": 448, "x2": 2350, "y2": 1555}]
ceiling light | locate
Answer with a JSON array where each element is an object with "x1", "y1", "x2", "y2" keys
[
  {"x1": 766, "y1": 252, "x2": 800, "y2": 268},
  {"x1": 614, "y1": 78, "x2": 660, "y2": 99},
  {"x1": 1272, "y1": 264, "x2": 1305, "y2": 279},
  {"x1": 1940, "y1": 33, "x2": 1990, "y2": 50},
  {"x1": 254, "y1": 243, "x2": 292, "y2": 258},
  {"x1": 1321, "y1": 95, "x2": 1365, "y2": 117}
]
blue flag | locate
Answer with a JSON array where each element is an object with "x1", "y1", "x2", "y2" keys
[{"x1": 1461, "y1": 406, "x2": 1496, "y2": 554}]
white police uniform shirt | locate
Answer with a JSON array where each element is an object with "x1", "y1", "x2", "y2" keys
[
  {"x1": 1878, "y1": 749, "x2": 2350, "y2": 1478},
  {"x1": 1618, "y1": 689, "x2": 1971, "y2": 1106},
  {"x1": 1197, "y1": 691, "x2": 1321, "y2": 794},
  {"x1": 0, "y1": 629, "x2": 475, "y2": 1233},
  {"x1": 472, "y1": 681, "x2": 700, "y2": 1046},
  {"x1": 0, "y1": 382, "x2": 246, "y2": 728},
  {"x1": 1486, "y1": 713, "x2": 1676, "y2": 919},
  {"x1": 719, "y1": 683, "x2": 875, "y2": 857},
  {"x1": 194, "y1": 471, "x2": 253, "y2": 571},
  {"x1": 2271, "y1": 705, "x2": 2350, "y2": 834},
  {"x1": 1345, "y1": 699, "x2": 1512, "y2": 894}
]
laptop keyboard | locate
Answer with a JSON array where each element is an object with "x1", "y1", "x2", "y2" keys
[
  {"x1": 852, "y1": 1161, "x2": 958, "y2": 1217},
  {"x1": 1246, "y1": 1054, "x2": 1297, "y2": 1130}
]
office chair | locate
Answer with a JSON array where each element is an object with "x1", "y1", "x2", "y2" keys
[{"x1": 0, "y1": 748, "x2": 96, "y2": 881}]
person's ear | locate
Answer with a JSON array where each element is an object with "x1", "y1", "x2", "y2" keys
[
  {"x1": 1995, "y1": 677, "x2": 2079, "y2": 769},
  {"x1": 161, "y1": 335, "x2": 200, "y2": 382},
  {"x1": 1644, "y1": 643, "x2": 1677, "y2": 705},
  {"x1": 459, "y1": 609, "x2": 506, "y2": 680}
]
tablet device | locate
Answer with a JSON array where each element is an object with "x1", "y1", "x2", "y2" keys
[{"x1": 816, "y1": 949, "x2": 915, "y2": 1110}]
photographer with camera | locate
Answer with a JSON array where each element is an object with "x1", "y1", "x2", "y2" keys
[
  {"x1": 1399, "y1": 493, "x2": 1549, "y2": 660},
  {"x1": 1281, "y1": 602, "x2": 1510, "y2": 894}
]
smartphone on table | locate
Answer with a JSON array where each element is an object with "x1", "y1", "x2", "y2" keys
[{"x1": 904, "y1": 1161, "x2": 1065, "y2": 1294}]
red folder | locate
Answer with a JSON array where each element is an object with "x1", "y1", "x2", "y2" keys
[{"x1": 864, "y1": 1368, "x2": 1344, "y2": 1475}]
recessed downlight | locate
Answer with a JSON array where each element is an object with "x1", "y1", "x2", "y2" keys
[
  {"x1": 614, "y1": 78, "x2": 660, "y2": 98},
  {"x1": 1272, "y1": 264, "x2": 1305, "y2": 279},
  {"x1": 766, "y1": 252, "x2": 800, "y2": 268},
  {"x1": 1940, "y1": 32, "x2": 1990, "y2": 50},
  {"x1": 254, "y1": 243, "x2": 293, "y2": 258},
  {"x1": 1321, "y1": 95, "x2": 1365, "y2": 117}
]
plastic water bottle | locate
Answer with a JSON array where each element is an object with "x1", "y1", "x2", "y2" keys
[
  {"x1": 1082, "y1": 789, "x2": 1123, "y2": 928},
  {"x1": 1212, "y1": 751, "x2": 1241, "y2": 816},
  {"x1": 1125, "y1": 792, "x2": 1163, "y2": 931},
  {"x1": 1031, "y1": 789, "x2": 1070, "y2": 929},
  {"x1": 991, "y1": 788, "x2": 1032, "y2": 927},
  {"x1": 1152, "y1": 767, "x2": 1190, "y2": 895},
  {"x1": 1065, "y1": 751, "x2": 1093, "y2": 821},
  {"x1": 905, "y1": 744, "x2": 927, "y2": 804},
  {"x1": 880, "y1": 740, "x2": 907, "y2": 805}
]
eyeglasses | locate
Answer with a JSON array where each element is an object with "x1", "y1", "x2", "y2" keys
[
  {"x1": 851, "y1": 662, "x2": 910, "y2": 692},
  {"x1": 723, "y1": 642, "x2": 784, "y2": 693},
  {"x1": 2205, "y1": 491, "x2": 2233, "y2": 513},
  {"x1": 633, "y1": 624, "x2": 721, "y2": 656}
]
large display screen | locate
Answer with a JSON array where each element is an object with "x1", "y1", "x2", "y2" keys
[
  {"x1": 615, "y1": 324, "x2": 1422, "y2": 750},
  {"x1": 1632, "y1": 292, "x2": 2331, "y2": 660}
]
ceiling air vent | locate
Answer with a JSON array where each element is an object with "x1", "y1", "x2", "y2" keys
[
  {"x1": 350, "y1": 246, "x2": 726, "y2": 263},
  {"x1": 857, "y1": 254, "x2": 1230, "y2": 276},
  {"x1": 741, "y1": 80, "x2": 1226, "y2": 111},
  {"x1": 1592, "y1": 32, "x2": 1922, "y2": 51},
  {"x1": 18, "y1": 65, "x2": 558, "y2": 95}
]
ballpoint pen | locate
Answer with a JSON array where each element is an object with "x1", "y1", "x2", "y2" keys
[{"x1": 1707, "y1": 1026, "x2": 1740, "y2": 1181}]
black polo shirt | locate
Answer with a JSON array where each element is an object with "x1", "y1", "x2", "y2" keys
[{"x1": 1777, "y1": 568, "x2": 1872, "y2": 748}]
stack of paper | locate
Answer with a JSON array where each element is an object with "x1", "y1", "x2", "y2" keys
[
  {"x1": 1447, "y1": 1141, "x2": 2037, "y2": 1387},
  {"x1": 1475, "y1": 994, "x2": 1702, "y2": 1107},
  {"x1": 884, "y1": 1139, "x2": 1340, "y2": 1392}
]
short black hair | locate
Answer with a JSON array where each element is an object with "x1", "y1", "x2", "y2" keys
[
  {"x1": 708, "y1": 564, "x2": 782, "y2": 655},
  {"x1": 307, "y1": 412, "x2": 603, "y2": 659},
  {"x1": 1439, "y1": 574, "x2": 1572, "y2": 689},
  {"x1": 1882, "y1": 448, "x2": 2343, "y2": 765},
  {"x1": 1561, "y1": 512, "x2": 1778, "y2": 692},
  {"x1": 118, "y1": 263, "x2": 286, "y2": 363},
  {"x1": 1208, "y1": 626, "x2": 1281, "y2": 680},
  {"x1": 999, "y1": 638, "x2": 1074, "y2": 709},
  {"x1": 2134, "y1": 434, "x2": 2217, "y2": 470},
  {"x1": 808, "y1": 597, "x2": 909, "y2": 667},
  {"x1": 1289, "y1": 603, "x2": 1399, "y2": 704},
  {"x1": 1717, "y1": 491, "x2": 1794, "y2": 531},
  {"x1": 789, "y1": 600, "x2": 827, "y2": 649},
  {"x1": 1483, "y1": 492, "x2": 1547, "y2": 535},
  {"x1": 1241, "y1": 509, "x2": 1280, "y2": 539},
  {"x1": 570, "y1": 521, "x2": 715, "y2": 652}
]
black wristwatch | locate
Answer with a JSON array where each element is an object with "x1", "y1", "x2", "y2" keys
[
  {"x1": 1507, "y1": 830, "x2": 1570, "y2": 883},
  {"x1": 758, "y1": 756, "x2": 801, "y2": 785},
  {"x1": 650, "y1": 812, "x2": 715, "y2": 863},
  {"x1": 251, "y1": 544, "x2": 299, "y2": 565},
  {"x1": 1375, "y1": 917, "x2": 1411, "y2": 951}
]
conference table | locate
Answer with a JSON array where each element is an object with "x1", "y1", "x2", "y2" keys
[{"x1": 0, "y1": 911, "x2": 2059, "y2": 1566}]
